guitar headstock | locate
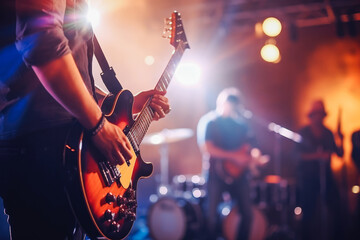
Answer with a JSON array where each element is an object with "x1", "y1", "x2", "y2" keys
[{"x1": 163, "y1": 11, "x2": 190, "y2": 49}]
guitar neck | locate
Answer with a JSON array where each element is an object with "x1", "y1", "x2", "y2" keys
[{"x1": 127, "y1": 42, "x2": 186, "y2": 150}]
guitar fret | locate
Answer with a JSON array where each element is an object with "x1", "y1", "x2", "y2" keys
[
  {"x1": 162, "y1": 77, "x2": 168, "y2": 87},
  {"x1": 128, "y1": 131, "x2": 139, "y2": 151},
  {"x1": 160, "y1": 81, "x2": 166, "y2": 91},
  {"x1": 133, "y1": 124, "x2": 142, "y2": 146}
]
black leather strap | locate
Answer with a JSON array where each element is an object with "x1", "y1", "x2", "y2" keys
[{"x1": 93, "y1": 35, "x2": 123, "y2": 94}]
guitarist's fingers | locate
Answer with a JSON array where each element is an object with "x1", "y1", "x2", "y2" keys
[
  {"x1": 112, "y1": 149, "x2": 126, "y2": 165},
  {"x1": 150, "y1": 96, "x2": 169, "y2": 119},
  {"x1": 150, "y1": 103, "x2": 166, "y2": 120},
  {"x1": 114, "y1": 129, "x2": 133, "y2": 162},
  {"x1": 153, "y1": 112, "x2": 161, "y2": 121},
  {"x1": 152, "y1": 94, "x2": 169, "y2": 107}
]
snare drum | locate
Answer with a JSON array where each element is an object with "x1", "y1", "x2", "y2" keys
[
  {"x1": 251, "y1": 176, "x2": 296, "y2": 209},
  {"x1": 147, "y1": 197, "x2": 203, "y2": 240}
]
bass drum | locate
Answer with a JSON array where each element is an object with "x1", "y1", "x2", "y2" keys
[
  {"x1": 147, "y1": 197, "x2": 203, "y2": 240},
  {"x1": 222, "y1": 206, "x2": 267, "y2": 240}
]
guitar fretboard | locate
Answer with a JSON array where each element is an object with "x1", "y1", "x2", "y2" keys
[{"x1": 126, "y1": 42, "x2": 186, "y2": 151}]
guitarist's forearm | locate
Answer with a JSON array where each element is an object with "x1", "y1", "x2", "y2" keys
[
  {"x1": 32, "y1": 53, "x2": 103, "y2": 130},
  {"x1": 203, "y1": 141, "x2": 237, "y2": 160}
]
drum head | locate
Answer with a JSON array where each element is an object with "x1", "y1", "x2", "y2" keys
[{"x1": 148, "y1": 197, "x2": 186, "y2": 240}]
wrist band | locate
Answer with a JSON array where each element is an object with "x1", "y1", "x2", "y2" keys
[{"x1": 87, "y1": 113, "x2": 106, "y2": 136}]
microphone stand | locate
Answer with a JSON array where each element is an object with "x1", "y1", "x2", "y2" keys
[{"x1": 240, "y1": 109, "x2": 300, "y2": 238}]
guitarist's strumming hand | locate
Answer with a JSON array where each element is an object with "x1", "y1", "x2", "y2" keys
[{"x1": 91, "y1": 119, "x2": 133, "y2": 165}]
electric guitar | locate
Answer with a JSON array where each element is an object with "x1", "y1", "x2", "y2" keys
[
  {"x1": 63, "y1": 11, "x2": 189, "y2": 240},
  {"x1": 215, "y1": 147, "x2": 269, "y2": 184}
]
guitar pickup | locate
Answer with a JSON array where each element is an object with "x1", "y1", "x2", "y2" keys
[
  {"x1": 106, "y1": 161, "x2": 121, "y2": 181},
  {"x1": 99, "y1": 161, "x2": 114, "y2": 187}
]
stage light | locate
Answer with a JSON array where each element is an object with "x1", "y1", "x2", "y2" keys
[
  {"x1": 261, "y1": 44, "x2": 281, "y2": 63},
  {"x1": 262, "y1": 17, "x2": 282, "y2": 37},
  {"x1": 192, "y1": 188, "x2": 202, "y2": 198},
  {"x1": 191, "y1": 175, "x2": 201, "y2": 184},
  {"x1": 87, "y1": 7, "x2": 100, "y2": 27},
  {"x1": 174, "y1": 63, "x2": 201, "y2": 86},
  {"x1": 144, "y1": 56, "x2": 155, "y2": 66},
  {"x1": 149, "y1": 194, "x2": 158, "y2": 203},
  {"x1": 294, "y1": 207, "x2": 302, "y2": 215},
  {"x1": 352, "y1": 185, "x2": 360, "y2": 194},
  {"x1": 158, "y1": 185, "x2": 168, "y2": 195}
]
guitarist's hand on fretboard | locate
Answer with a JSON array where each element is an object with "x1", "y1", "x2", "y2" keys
[{"x1": 133, "y1": 90, "x2": 170, "y2": 119}]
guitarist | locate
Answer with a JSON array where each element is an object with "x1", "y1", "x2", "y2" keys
[
  {"x1": 0, "y1": 0, "x2": 170, "y2": 239},
  {"x1": 197, "y1": 87, "x2": 256, "y2": 240}
]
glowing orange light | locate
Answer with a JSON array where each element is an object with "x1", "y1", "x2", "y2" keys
[{"x1": 352, "y1": 185, "x2": 360, "y2": 194}]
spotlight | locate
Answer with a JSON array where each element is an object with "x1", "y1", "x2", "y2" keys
[
  {"x1": 260, "y1": 43, "x2": 281, "y2": 63},
  {"x1": 174, "y1": 63, "x2": 202, "y2": 86},
  {"x1": 86, "y1": 7, "x2": 100, "y2": 27},
  {"x1": 262, "y1": 17, "x2": 282, "y2": 37}
]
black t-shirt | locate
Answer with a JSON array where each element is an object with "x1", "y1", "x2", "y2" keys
[{"x1": 197, "y1": 111, "x2": 255, "y2": 162}]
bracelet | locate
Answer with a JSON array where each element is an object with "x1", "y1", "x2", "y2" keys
[{"x1": 86, "y1": 113, "x2": 106, "y2": 136}]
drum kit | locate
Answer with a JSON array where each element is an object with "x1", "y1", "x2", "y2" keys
[{"x1": 143, "y1": 128, "x2": 296, "y2": 240}]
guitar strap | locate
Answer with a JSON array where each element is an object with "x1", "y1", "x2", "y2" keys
[{"x1": 93, "y1": 34, "x2": 123, "y2": 94}]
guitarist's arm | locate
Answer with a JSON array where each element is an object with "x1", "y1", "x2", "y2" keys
[{"x1": 32, "y1": 53, "x2": 133, "y2": 165}]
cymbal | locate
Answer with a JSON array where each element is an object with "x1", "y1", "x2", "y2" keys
[{"x1": 143, "y1": 128, "x2": 193, "y2": 145}]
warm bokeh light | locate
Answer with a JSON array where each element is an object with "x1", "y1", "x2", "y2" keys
[
  {"x1": 262, "y1": 17, "x2": 282, "y2": 37},
  {"x1": 255, "y1": 22, "x2": 264, "y2": 37},
  {"x1": 144, "y1": 55, "x2": 155, "y2": 66},
  {"x1": 261, "y1": 44, "x2": 281, "y2": 63},
  {"x1": 352, "y1": 185, "x2": 360, "y2": 194},
  {"x1": 174, "y1": 63, "x2": 202, "y2": 86},
  {"x1": 294, "y1": 207, "x2": 302, "y2": 215}
]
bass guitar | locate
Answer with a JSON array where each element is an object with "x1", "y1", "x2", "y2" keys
[{"x1": 63, "y1": 11, "x2": 189, "y2": 240}]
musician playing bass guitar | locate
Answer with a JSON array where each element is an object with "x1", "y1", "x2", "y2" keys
[
  {"x1": 197, "y1": 87, "x2": 257, "y2": 240},
  {"x1": 0, "y1": 0, "x2": 170, "y2": 239}
]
